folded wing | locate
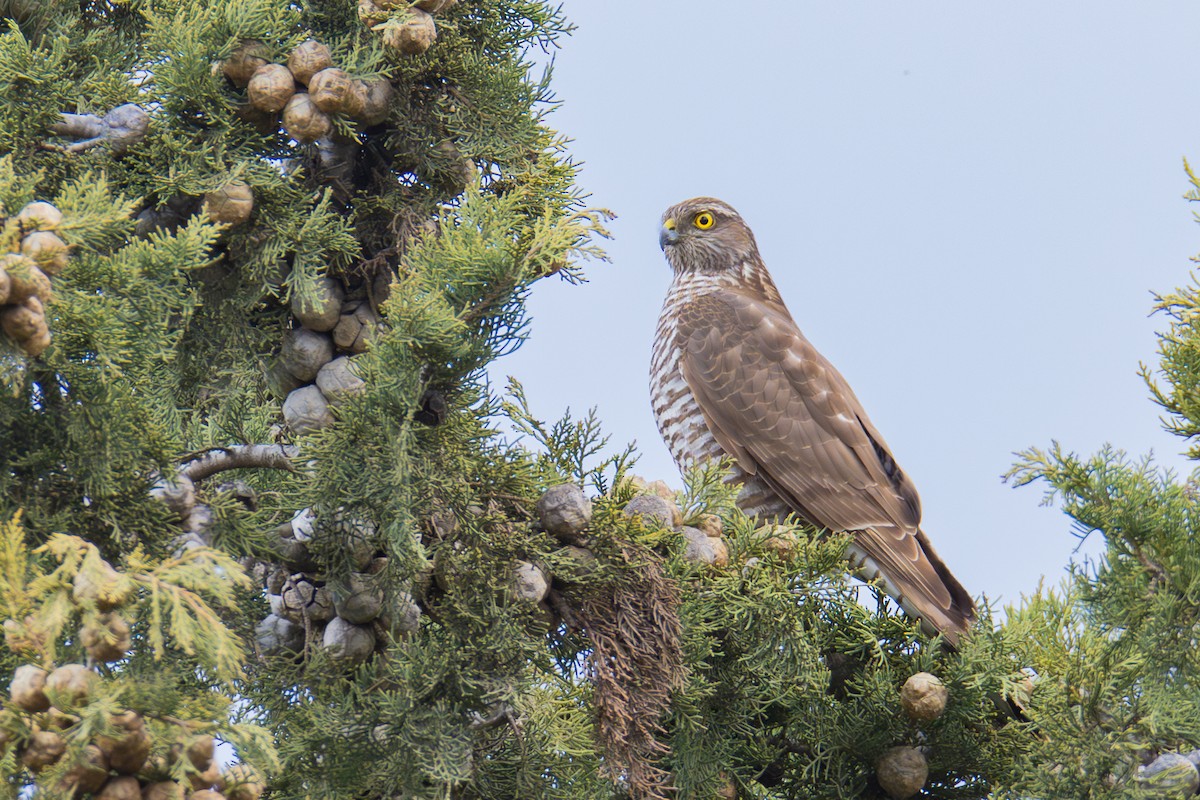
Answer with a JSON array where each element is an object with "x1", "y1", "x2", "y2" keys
[{"x1": 676, "y1": 288, "x2": 975, "y2": 640}]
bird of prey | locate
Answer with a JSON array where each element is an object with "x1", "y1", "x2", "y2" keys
[{"x1": 650, "y1": 196, "x2": 975, "y2": 644}]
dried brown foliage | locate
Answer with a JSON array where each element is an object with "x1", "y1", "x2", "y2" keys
[{"x1": 576, "y1": 540, "x2": 686, "y2": 800}]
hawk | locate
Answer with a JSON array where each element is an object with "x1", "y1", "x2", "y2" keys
[{"x1": 651, "y1": 197, "x2": 975, "y2": 644}]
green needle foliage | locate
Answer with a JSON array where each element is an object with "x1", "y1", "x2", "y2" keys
[{"x1": 995, "y1": 160, "x2": 1200, "y2": 799}]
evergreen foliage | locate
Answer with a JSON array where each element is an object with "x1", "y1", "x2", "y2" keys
[
  {"x1": 0, "y1": 1, "x2": 1198, "y2": 799},
  {"x1": 1004, "y1": 201, "x2": 1200, "y2": 795}
]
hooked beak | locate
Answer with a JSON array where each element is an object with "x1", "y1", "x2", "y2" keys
[{"x1": 659, "y1": 218, "x2": 679, "y2": 250}]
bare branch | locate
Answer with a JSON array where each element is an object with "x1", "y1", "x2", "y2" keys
[
  {"x1": 468, "y1": 705, "x2": 515, "y2": 731},
  {"x1": 546, "y1": 588, "x2": 580, "y2": 631},
  {"x1": 46, "y1": 104, "x2": 150, "y2": 155},
  {"x1": 181, "y1": 445, "x2": 300, "y2": 482}
]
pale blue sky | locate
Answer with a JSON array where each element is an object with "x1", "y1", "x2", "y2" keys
[{"x1": 494, "y1": 2, "x2": 1200, "y2": 608}]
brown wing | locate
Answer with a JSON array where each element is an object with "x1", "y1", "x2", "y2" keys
[{"x1": 676, "y1": 287, "x2": 975, "y2": 638}]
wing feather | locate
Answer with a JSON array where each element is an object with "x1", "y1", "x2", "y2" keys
[
  {"x1": 678, "y1": 289, "x2": 917, "y2": 530},
  {"x1": 676, "y1": 286, "x2": 974, "y2": 636}
]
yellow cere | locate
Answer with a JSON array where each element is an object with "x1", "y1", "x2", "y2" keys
[{"x1": 694, "y1": 211, "x2": 714, "y2": 230}]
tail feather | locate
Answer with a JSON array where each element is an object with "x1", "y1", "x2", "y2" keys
[{"x1": 847, "y1": 527, "x2": 976, "y2": 648}]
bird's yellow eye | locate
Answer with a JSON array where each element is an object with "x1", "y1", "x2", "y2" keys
[{"x1": 694, "y1": 211, "x2": 715, "y2": 230}]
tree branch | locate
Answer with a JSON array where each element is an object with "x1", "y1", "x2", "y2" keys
[
  {"x1": 1131, "y1": 544, "x2": 1168, "y2": 589},
  {"x1": 181, "y1": 445, "x2": 300, "y2": 482}
]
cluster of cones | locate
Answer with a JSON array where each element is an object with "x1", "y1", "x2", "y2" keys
[{"x1": 0, "y1": 201, "x2": 68, "y2": 357}]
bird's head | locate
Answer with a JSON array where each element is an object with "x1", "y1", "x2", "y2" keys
[{"x1": 659, "y1": 197, "x2": 760, "y2": 274}]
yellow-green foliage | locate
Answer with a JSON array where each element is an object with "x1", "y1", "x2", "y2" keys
[
  {"x1": 0, "y1": 512, "x2": 250, "y2": 683},
  {"x1": 0, "y1": 512, "x2": 278, "y2": 796}
]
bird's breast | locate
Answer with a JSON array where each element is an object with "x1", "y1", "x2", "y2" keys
[{"x1": 649, "y1": 271, "x2": 791, "y2": 520}]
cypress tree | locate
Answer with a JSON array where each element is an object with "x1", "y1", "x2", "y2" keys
[
  {"x1": 1001, "y1": 160, "x2": 1200, "y2": 800},
  {"x1": 6, "y1": 2, "x2": 1196, "y2": 799}
]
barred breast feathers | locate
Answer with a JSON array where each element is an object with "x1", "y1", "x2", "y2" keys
[{"x1": 650, "y1": 265, "x2": 790, "y2": 520}]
